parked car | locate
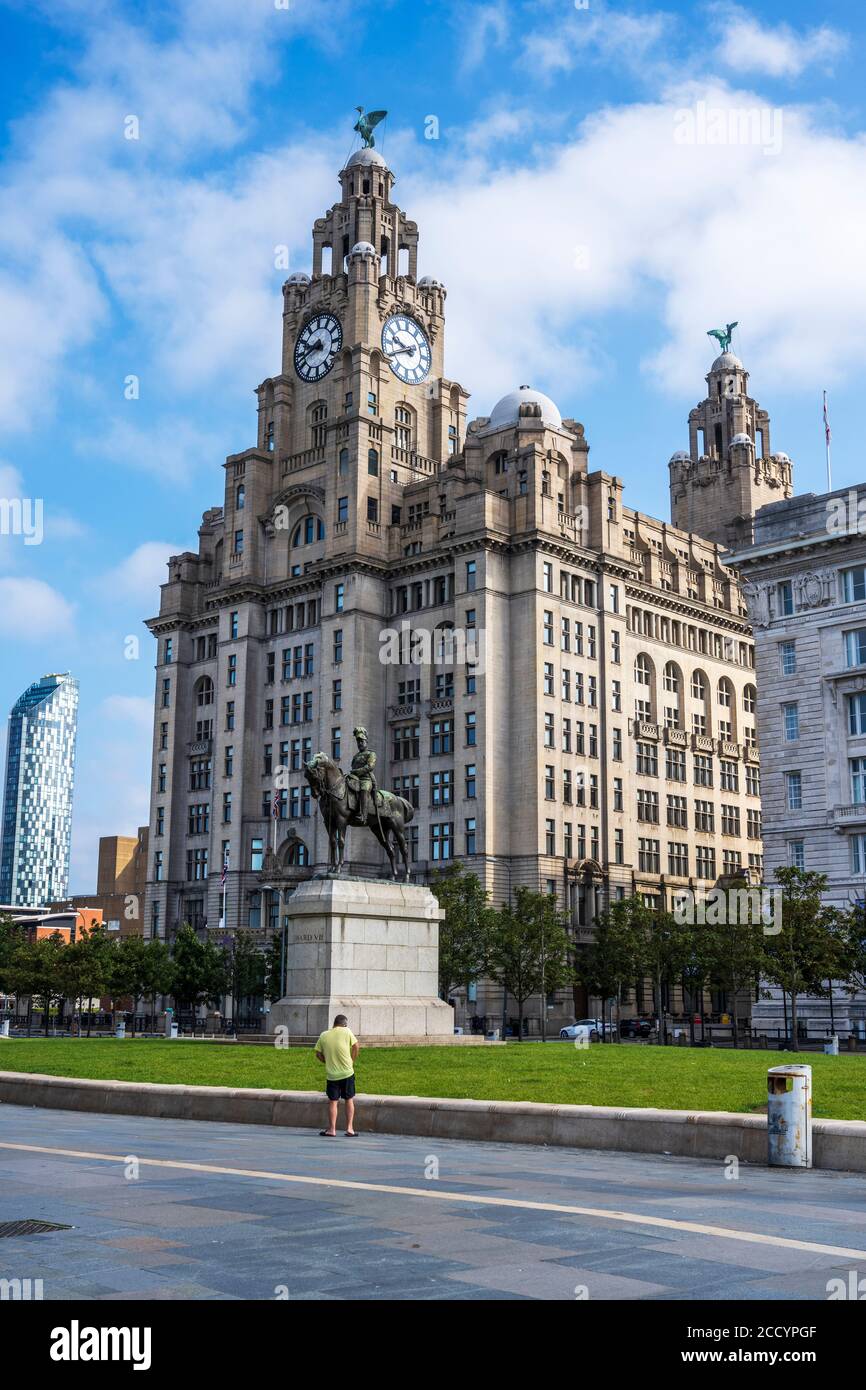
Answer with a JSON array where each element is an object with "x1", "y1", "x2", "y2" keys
[
  {"x1": 559, "y1": 1022, "x2": 594, "y2": 1041},
  {"x1": 619, "y1": 1016, "x2": 654, "y2": 1039},
  {"x1": 559, "y1": 1017, "x2": 616, "y2": 1042}
]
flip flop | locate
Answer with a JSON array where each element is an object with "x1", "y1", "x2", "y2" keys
[
  {"x1": 319, "y1": 1130, "x2": 336, "y2": 1137},
  {"x1": 344, "y1": 1131, "x2": 358, "y2": 1137}
]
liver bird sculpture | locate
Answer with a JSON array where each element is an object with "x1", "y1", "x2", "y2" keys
[
  {"x1": 353, "y1": 107, "x2": 388, "y2": 148},
  {"x1": 707, "y1": 322, "x2": 738, "y2": 354}
]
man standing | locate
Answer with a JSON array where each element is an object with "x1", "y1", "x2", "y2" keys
[{"x1": 314, "y1": 1014, "x2": 360, "y2": 1137}]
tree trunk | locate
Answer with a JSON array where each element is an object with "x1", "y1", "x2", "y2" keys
[
  {"x1": 517, "y1": 998, "x2": 524, "y2": 1040},
  {"x1": 790, "y1": 989, "x2": 799, "y2": 1050}
]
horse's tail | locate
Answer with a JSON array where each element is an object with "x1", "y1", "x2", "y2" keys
[{"x1": 398, "y1": 796, "x2": 415, "y2": 824}]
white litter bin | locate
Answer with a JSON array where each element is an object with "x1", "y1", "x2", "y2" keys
[
  {"x1": 115, "y1": 1020, "x2": 126, "y2": 1039},
  {"x1": 767, "y1": 1064, "x2": 812, "y2": 1168},
  {"x1": 824, "y1": 1035, "x2": 839, "y2": 1056}
]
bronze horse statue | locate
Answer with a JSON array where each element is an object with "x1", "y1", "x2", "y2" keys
[{"x1": 304, "y1": 752, "x2": 415, "y2": 880}]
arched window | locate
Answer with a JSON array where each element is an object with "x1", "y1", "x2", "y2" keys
[
  {"x1": 663, "y1": 662, "x2": 679, "y2": 693},
  {"x1": 717, "y1": 678, "x2": 733, "y2": 708},
  {"x1": 395, "y1": 404, "x2": 414, "y2": 452},
  {"x1": 717, "y1": 677, "x2": 737, "y2": 740},
  {"x1": 662, "y1": 662, "x2": 682, "y2": 729},
  {"x1": 690, "y1": 670, "x2": 707, "y2": 702},
  {"x1": 743, "y1": 684, "x2": 757, "y2": 715},
  {"x1": 634, "y1": 654, "x2": 652, "y2": 685},
  {"x1": 287, "y1": 840, "x2": 308, "y2": 867},
  {"x1": 309, "y1": 400, "x2": 328, "y2": 449},
  {"x1": 338, "y1": 447, "x2": 349, "y2": 476},
  {"x1": 195, "y1": 676, "x2": 214, "y2": 707},
  {"x1": 291, "y1": 515, "x2": 325, "y2": 548},
  {"x1": 235, "y1": 483, "x2": 245, "y2": 510},
  {"x1": 368, "y1": 448, "x2": 379, "y2": 476},
  {"x1": 488, "y1": 451, "x2": 508, "y2": 476}
]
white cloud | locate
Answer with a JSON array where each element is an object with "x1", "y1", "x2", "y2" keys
[
  {"x1": 402, "y1": 81, "x2": 866, "y2": 410},
  {"x1": 102, "y1": 541, "x2": 185, "y2": 603},
  {"x1": 458, "y1": 2, "x2": 510, "y2": 75},
  {"x1": 98, "y1": 694, "x2": 154, "y2": 734},
  {"x1": 713, "y1": 6, "x2": 847, "y2": 79},
  {"x1": 0, "y1": 578, "x2": 74, "y2": 638},
  {"x1": 76, "y1": 414, "x2": 227, "y2": 484},
  {"x1": 523, "y1": 8, "x2": 671, "y2": 78}
]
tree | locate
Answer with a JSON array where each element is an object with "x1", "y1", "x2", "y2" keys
[
  {"x1": 9, "y1": 934, "x2": 66, "y2": 1036},
  {"x1": 762, "y1": 867, "x2": 847, "y2": 1047},
  {"x1": 574, "y1": 898, "x2": 646, "y2": 1041},
  {"x1": 641, "y1": 904, "x2": 694, "y2": 1045},
  {"x1": 429, "y1": 863, "x2": 493, "y2": 1001},
  {"x1": 171, "y1": 924, "x2": 228, "y2": 1016},
  {"x1": 264, "y1": 932, "x2": 284, "y2": 1003},
  {"x1": 0, "y1": 915, "x2": 24, "y2": 1006},
  {"x1": 224, "y1": 931, "x2": 266, "y2": 1021},
  {"x1": 139, "y1": 939, "x2": 175, "y2": 1027},
  {"x1": 58, "y1": 928, "x2": 115, "y2": 1035},
  {"x1": 485, "y1": 887, "x2": 571, "y2": 1039},
  {"x1": 702, "y1": 889, "x2": 772, "y2": 1047},
  {"x1": 110, "y1": 936, "x2": 164, "y2": 1035}
]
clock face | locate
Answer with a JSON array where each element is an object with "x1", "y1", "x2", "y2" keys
[
  {"x1": 381, "y1": 314, "x2": 432, "y2": 384},
  {"x1": 294, "y1": 314, "x2": 342, "y2": 382}
]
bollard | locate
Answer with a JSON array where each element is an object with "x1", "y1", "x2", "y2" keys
[
  {"x1": 115, "y1": 1020, "x2": 126, "y2": 1040},
  {"x1": 824, "y1": 1034, "x2": 839, "y2": 1056},
  {"x1": 0, "y1": 1019, "x2": 9, "y2": 1037},
  {"x1": 848, "y1": 1034, "x2": 858, "y2": 1053},
  {"x1": 767, "y1": 1064, "x2": 812, "y2": 1168}
]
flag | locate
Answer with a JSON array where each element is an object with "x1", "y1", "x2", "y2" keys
[
  {"x1": 823, "y1": 390, "x2": 832, "y2": 446},
  {"x1": 220, "y1": 850, "x2": 229, "y2": 888},
  {"x1": 272, "y1": 788, "x2": 281, "y2": 819}
]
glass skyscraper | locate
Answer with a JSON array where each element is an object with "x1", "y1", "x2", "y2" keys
[{"x1": 0, "y1": 673, "x2": 79, "y2": 906}]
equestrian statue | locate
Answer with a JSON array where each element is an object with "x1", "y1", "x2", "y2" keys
[{"x1": 304, "y1": 726, "x2": 415, "y2": 880}]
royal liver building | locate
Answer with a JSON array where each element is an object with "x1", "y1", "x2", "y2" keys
[{"x1": 144, "y1": 142, "x2": 792, "y2": 1025}]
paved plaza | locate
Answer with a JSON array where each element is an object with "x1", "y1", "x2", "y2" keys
[{"x1": 1, "y1": 1104, "x2": 865, "y2": 1300}]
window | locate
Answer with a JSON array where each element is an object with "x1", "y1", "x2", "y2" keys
[
  {"x1": 777, "y1": 581, "x2": 794, "y2": 616},
  {"x1": 747, "y1": 808, "x2": 762, "y2": 839},
  {"x1": 694, "y1": 799, "x2": 714, "y2": 833},
  {"x1": 466, "y1": 560, "x2": 477, "y2": 591},
  {"x1": 779, "y1": 641, "x2": 796, "y2": 676},
  {"x1": 721, "y1": 805, "x2": 740, "y2": 836},
  {"x1": 431, "y1": 719, "x2": 453, "y2": 755},
  {"x1": 160, "y1": 722, "x2": 168, "y2": 750},
  {"x1": 665, "y1": 748, "x2": 686, "y2": 782},
  {"x1": 745, "y1": 765, "x2": 760, "y2": 797},
  {"x1": 154, "y1": 850, "x2": 163, "y2": 882},
  {"x1": 638, "y1": 838, "x2": 660, "y2": 873},
  {"x1": 393, "y1": 724, "x2": 420, "y2": 761},
  {"x1": 611, "y1": 630, "x2": 620, "y2": 664},
  {"x1": 338, "y1": 448, "x2": 349, "y2": 476},
  {"x1": 694, "y1": 754, "x2": 713, "y2": 787},
  {"x1": 332, "y1": 680, "x2": 342, "y2": 711},
  {"x1": 465, "y1": 764, "x2": 477, "y2": 798},
  {"x1": 157, "y1": 764, "x2": 166, "y2": 794},
  {"x1": 544, "y1": 765, "x2": 555, "y2": 800},
  {"x1": 465, "y1": 818, "x2": 477, "y2": 855},
  {"x1": 335, "y1": 583, "x2": 344, "y2": 612},
  {"x1": 155, "y1": 806, "x2": 164, "y2": 836},
  {"x1": 161, "y1": 677, "x2": 171, "y2": 708},
  {"x1": 849, "y1": 693, "x2": 866, "y2": 735},
  {"x1": 852, "y1": 758, "x2": 866, "y2": 804},
  {"x1": 614, "y1": 829, "x2": 624, "y2": 864},
  {"x1": 227, "y1": 654, "x2": 237, "y2": 687},
  {"x1": 613, "y1": 777, "x2": 623, "y2": 811},
  {"x1": 368, "y1": 390, "x2": 377, "y2": 415},
  {"x1": 667, "y1": 795, "x2": 687, "y2": 828},
  {"x1": 250, "y1": 837, "x2": 264, "y2": 872},
  {"x1": 612, "y1": 727, "x2": 622, "y2": 761},
  {"x1": 782, "y1": 702, "x2": 799, "y2": 741},
  {"x1": 236, "y1": 483, "x2": 245, "y2": 510},
  {"x1": 668, "y1": 843, "x2": 688, "y2": 876},
  {"x1": 719, "y1": 760, "x2": 739, "y2": 792},
  {"x1": 841, "y1": 567, "x2": 866, "y2": 603},
  {"x1": 230, "y1": 611, "x2": 239, "y2": 640},
  {"x1": 637, "y1": 789, "x2": 659, "y2": 823},
  {"x1": 431, "y1": 770, "x2": 453, "y2": 806},
  {"x1": 233, "y1": 529, "x2": 244, "y2": 556},
  {"x1": 368, "y1": 448, "x2": 379, "y2": 476},
  {"x1": 163, "y1": 637, "x2": 173, "y2": 664},
  {"x1": 786, "y1": 771, "x2": 802, "y2": 810},
  {"x1": 544, "y1": 712, "x2": 554, "y2": 748},
  {"x1": 852, "y1": 836, "x2": 866, "y2": 874},
  {"x1": 337, "y1": 496, "x2": 348, "y2": 523},
  {"x1": 224, "y1": 746, "x2": 234, "y2": 778},
  {"x1": 431, "y1": 823, "x2": 452, "y2": 861},
  {"x1": 696, "y1": 846, "x2": 716, "y2": 880},
  {"x1": 847, "y1": 629, "x2": 866, "y2": 668},
  {"x1": 545, "y1": 820, "x2": 556, "y2": 856},
  {"x1": 465, "y1": 712, "x2": 477, "y2": 746},
  {"x1": 788, "y1": 840, "x2": 805, "y2": 869},
  {"x1": 543, "y1": 662, "x2": 555, "y2": 696},
  {"x1": 223, "y1": 792, "x2": 232, "y2": 824},
  {"x1": 636, "y1": 743, "x2": 658, "y2": 776},
  {"x1": 186, "y1": 846, "x2": 209, "y2": 881},
  {"x1": 367, "y1": 497, "x2": 379, "y2": 523},
  {"x1": 543, "y1": 611, "x2": 554, "y2": 645}
]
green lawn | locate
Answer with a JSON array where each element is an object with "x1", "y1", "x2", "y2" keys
[{"x1": 2, "y1": 1038, "x2": 865, "y2": 1120}]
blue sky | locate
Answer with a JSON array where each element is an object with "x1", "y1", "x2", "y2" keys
[{"x1": 0, "y1": 0, "x2": 864, "y2": 891}]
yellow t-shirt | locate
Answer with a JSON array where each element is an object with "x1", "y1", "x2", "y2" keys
[{"x1": 314, "y1": 1026, "x2": 358, "y2": 1081}]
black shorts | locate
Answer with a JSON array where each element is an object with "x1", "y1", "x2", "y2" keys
[{"x1": 326, "y1": 1075, "x2": 356, "y2": 1101}]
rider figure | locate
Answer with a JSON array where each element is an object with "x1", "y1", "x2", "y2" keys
[{"x1": 347, "y1": 725, "x2": 377, "y2": 823}]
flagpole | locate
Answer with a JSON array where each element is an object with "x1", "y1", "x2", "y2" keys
[
  {"x1": 824, "y1": 390, "x2": 832, "y2": 491},
  {"x1": 221, "y1": 848, "x2": 228, "y2": 933}
]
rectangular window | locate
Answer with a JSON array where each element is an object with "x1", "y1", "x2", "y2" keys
[
  {"x1": 668, "y1": 843, "x2": 688, "y2": 876},
  {"x1": 782, "y1": 702, "x2": 799, "y2": 741},
  {"x1": 335, "y1": 583, "x2": 344, "y2": 613},
  {"x1": 779, "y1": 640, "x2": 796, "y2": 675},
  {"x1": 542, "y1": 610, "x2": 554, "y2": 645},
  {"x1": 465, "y1": 764, "x2": 477, "y2": 799},
  {"x1": 667, "y1": 794, "x2": 687, "y2": 828},
  {"x1": 230, "y1": 611, "x2": 239, "y2": 639},
  {"x1": 612, "y1": 727, "x2": 622, "y2": 761},
  {"x1": 227, "y1": 654, "x2": 237, "y2": 687},
  {"x1": 777, "y1": 581, "x2": 793, "y2": 616},
  {"x1": 719, "y1": 760, "x2": 739, "y2": 792},
  {"x1": 393, "y1": 724, "x2": 420, "y2": 761},
  {"x1": 465, "y1": 818, "x2": 477, "y2": 855},
  {"x1": 788, "y1": 840, "x2": 805, "y2": 869},
  {"x1": 157, "y1": 764, "x2": 167, "y2": 793},
  {"x1": 430, "y1": 823, "x2": 452, "y2": 861},
  {"x1": 694, "y1": 799, "x2": 714, "y2": 833},
  {"x1": 636, "y1": 743, "x2": 658, "y2": 776},
  {"x1": 696, "y1": 846, "x2": 716, "y2": 880},
  {"x1": 465, "y1": 711, "x2": 477, "y2": 746},
  {"x1": 786, "y1": 771, "x2": 802, "y2": 810},
  {"x1": 846, "y1": 629, "x2": 866, "y2": 667},
  {"x1": 545, "y1": 819, "x2": 556, "y2": 856},
  {"x1": 849, "y1": 693, "x2": 866, "y2": 735},
  {"x1": 638, "y1": 838, "x2": 660, "y2": 873},
  {"x1": 851, "y1": 757, "x2": 866, "y2": 804},
  {"x1": 332, "y1": 680, "x2": 342, "y2": 712},
  {"x1": 431, "y1": 719, "x2": 453, "y2": 755},
  {"x1": 694, "y1": 754, "x2": 713, "y2": 787},
  {"x1": 841, "y1": 567, "x2": 866, "y2": 603},
  {"x1": 466, "y1": 560, "x2": 477, "y2": 591},
  {"x1": 665, "y1": 748, "x2": 686, "y2": 782}
]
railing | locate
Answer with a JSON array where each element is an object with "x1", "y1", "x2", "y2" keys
[
  {"x1": 663, "y1": 727, "x2": 688, "y2": 747},
  {"x1": 636, "y1": 721, "x2": 659, "y2": 740},
  {"x1": 187, "y1": 738, "x2": 213, "y2": 756},
  {"x1": 280, "y1": 446, "x2": 326, "y2": 475},
  {"x1": 718, "y1": 740, "x2": 740, "y2": 759},
  {"x1": 390, "y1": 446, "x2": 438, "y2": 474},
  {"x1": 692, "y1": 733, "x2": 714, "y2": 752}
]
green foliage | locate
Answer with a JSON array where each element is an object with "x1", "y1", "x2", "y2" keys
[
  {"x1": 763, "y1": 868, "x2": 848, "y2": 1043},
  {"x1": 429, "y1": 863, "x2": 493, "y2": 999},
  {"x1": 485, "y1": 887, "x2": 571, "y2": 1035},
  {"x1": 170, "y1": 924, "x2": 229, "y2": 1012}
]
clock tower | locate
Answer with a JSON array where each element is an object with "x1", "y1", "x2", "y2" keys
[{"x1": 253, "y1": 146, "x2": 468, "y2": 566}]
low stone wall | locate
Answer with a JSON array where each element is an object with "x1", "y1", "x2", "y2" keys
[{"x1": 2, "y1": 1070, "x2": 865, "y2": 1171}]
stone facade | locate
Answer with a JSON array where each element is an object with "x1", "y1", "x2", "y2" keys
[
  {"x1": 669, "y1": 351, "x2": 793, "y2": 550},
  {"x1": 729, "y1": 488, "x2": 866, "y2": 1036},
  {"x1": 269, "y1": 877, "x2": 454, "y2": 1040},
  {"x1": 143, "y1": 146, "x2": 769, "y2": 1033}
]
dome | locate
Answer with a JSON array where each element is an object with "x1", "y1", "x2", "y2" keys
[
  {"x1": 486, "y1": 385, "x2": 563, "y2": 432},
  {"x1": 774, "y1": 451, "x2": 790, "y2": 462},
  {"x1": 349, "y1": 241, "x2": 377, "y2": 257},
  {"x1": 669, "y1": 450, "x2": 691, "y2": 464},
  {"x1": 346, "y1": 148, "x2": 387, "y2": 169},
  {"x1": 285, "y1": 271, "x2": 311, "y2": 285},
  {"x1": 418, "y1": 275, "x2": 444, "y2": 289},
  {"x1": 711, "y1": 351, "x2": 744, "y2": 371},
  {"x1": 730, "y1": 433, "x2": 752, "y2": 447}
]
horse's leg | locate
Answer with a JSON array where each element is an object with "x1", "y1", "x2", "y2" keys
[
  {"x1": 393, "y1": 821, "x2": 410, "y2": 881},
  {"x1": 370, "y1": 818, "x2": 396, "y2": 877}
]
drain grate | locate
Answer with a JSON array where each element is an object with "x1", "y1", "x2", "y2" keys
[{"x1": 0, "y1": 1219, "x2": 72, "y2": 1238}]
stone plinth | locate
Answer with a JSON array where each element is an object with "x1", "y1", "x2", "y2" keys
[{"x1": 269, "y1": 877, "x2": 455, "y2": 1041}]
